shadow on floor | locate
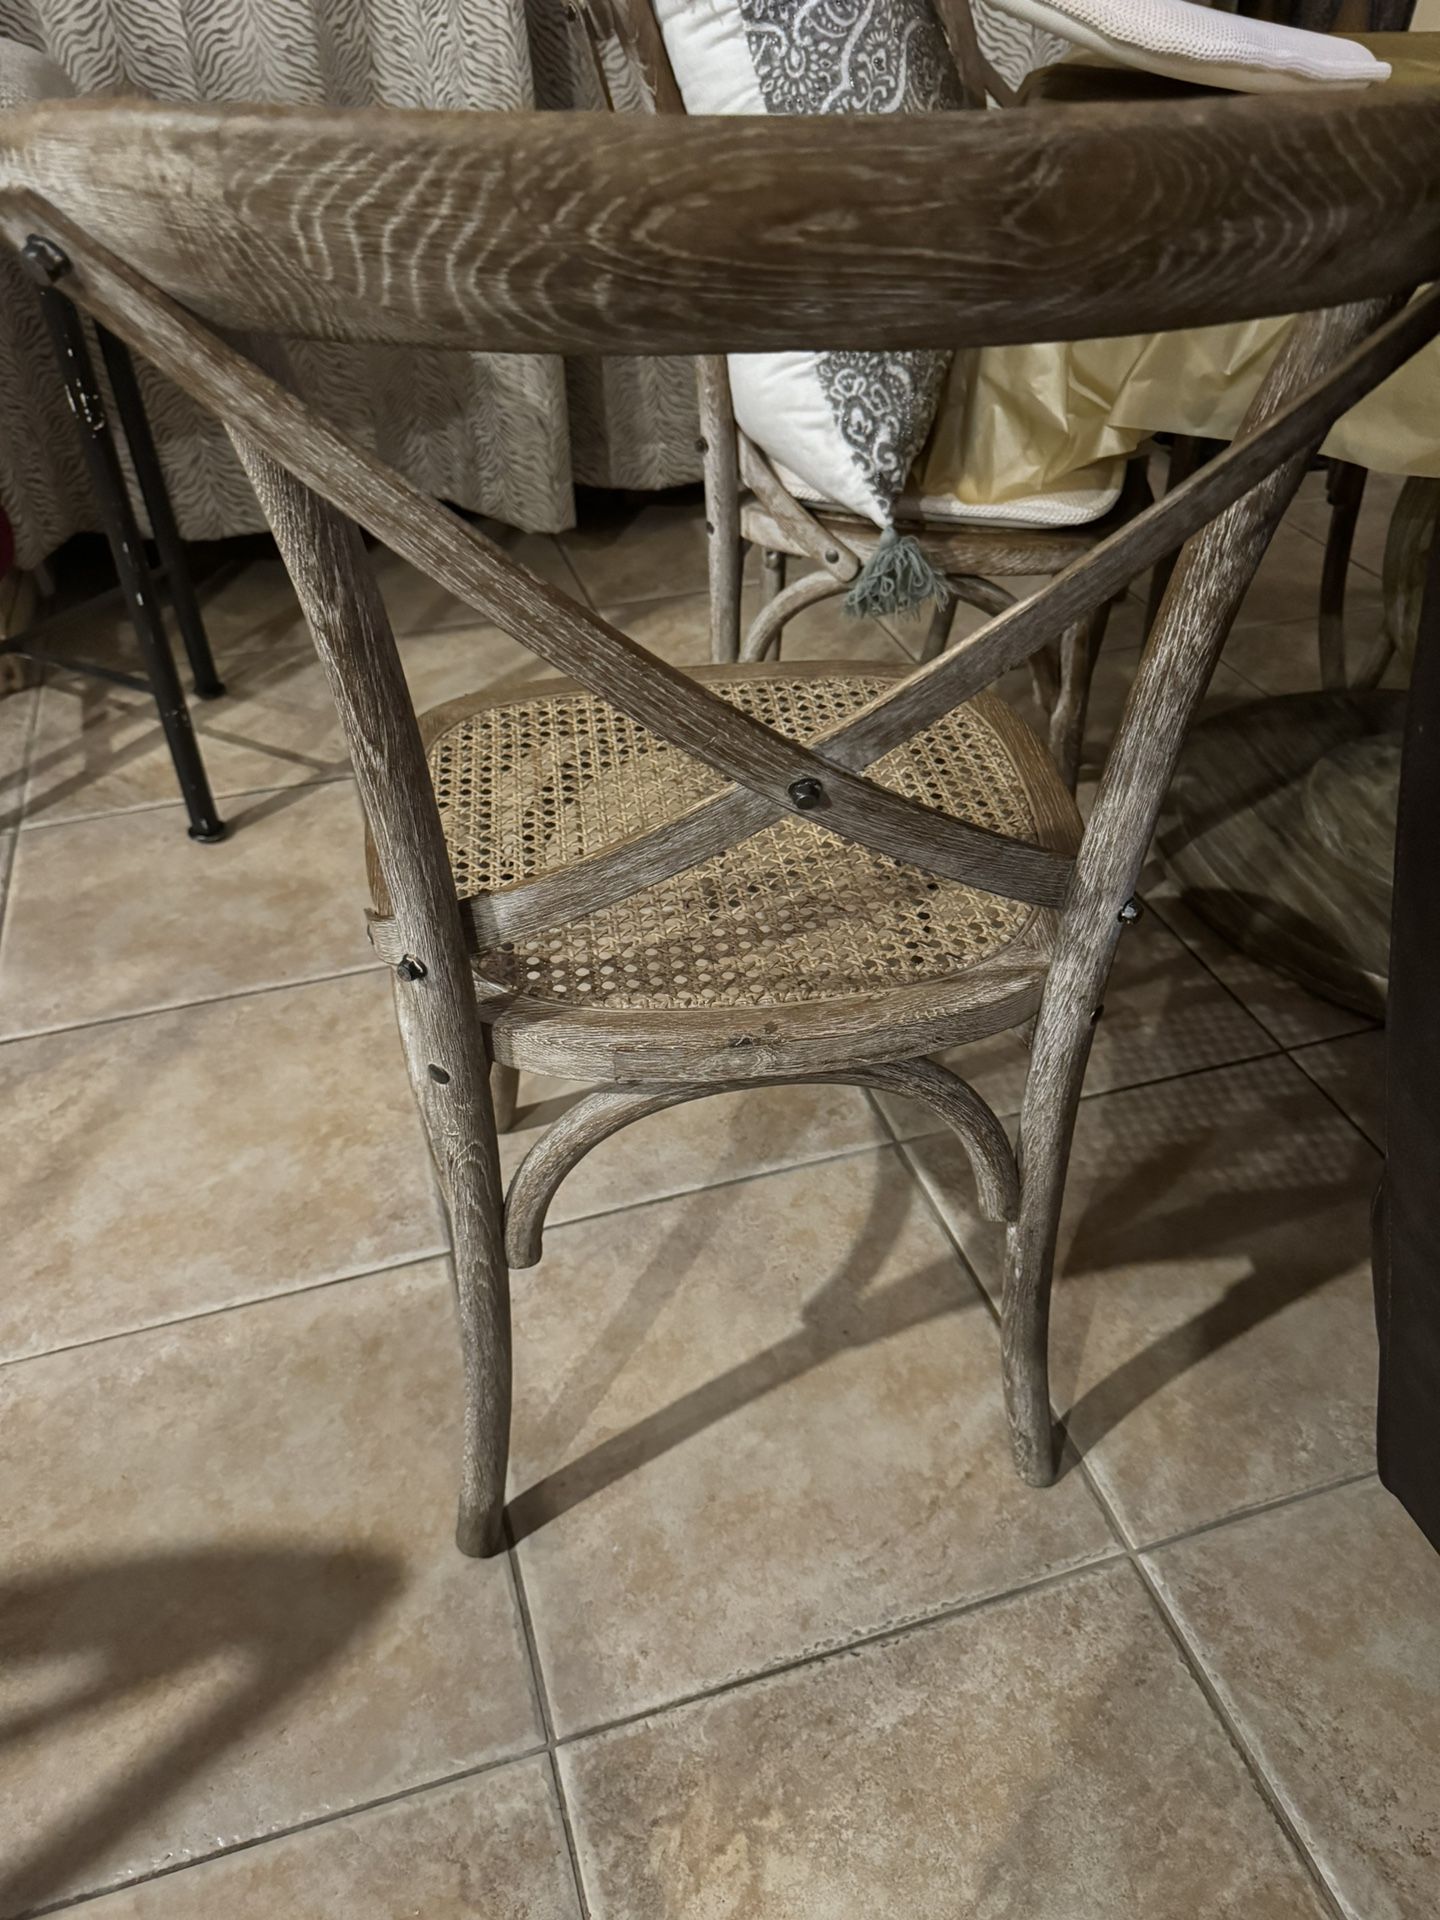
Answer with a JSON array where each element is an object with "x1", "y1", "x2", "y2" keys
[{"x1": 0, "y1": 1544, "x2": 402, "y2": 1917}]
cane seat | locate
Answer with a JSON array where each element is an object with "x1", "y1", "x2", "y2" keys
[{"x1": 377, "y1": 661, "x2": 1080, "y2": 1083}]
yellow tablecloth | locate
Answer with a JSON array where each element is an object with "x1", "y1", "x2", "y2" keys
[{"x1": 916, "y1": 35, "x2": 1440, "y2": 509}]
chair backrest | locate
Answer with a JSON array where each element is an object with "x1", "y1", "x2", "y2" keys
[{"x1": 3, "y1": 94, "x2": 1437, "y2": 966}]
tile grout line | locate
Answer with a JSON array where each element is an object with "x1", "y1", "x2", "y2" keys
[
  {"x1": 0, "y1": 1137, "x2": 895, "y2": 1377},
  {"x1": 1139, "y1": 884, "x2": 1384, "y2": 1151},
  {"x1": 15, "y1": 763, "x2": 356, "y2": 834},
  {"x1": 1135, "y1": 1465, "x2": 1379, "y2": 1559},
  {"x1": 884, "y1": 1090, "x2": 1369, "y2": 1920},
  {"x1": 1143, "y1": 885, "x2": 1378, "y2": 1058},
  {"x1": 1076, "y1": 1467, "x2": 1353, "y2": 1920},
  {"x1": 0, "y1": 1244, "x2": 452, "y2": 1377},
  {"x1": 19, "y1": 1744, "x2": 553, "y2": 1919},
  {"x1": 1285, "y1": 1038, "x2": 1384, "y2": 1155},
  {"x1": 503, "y1": 1538, "x2": 593, "y2": 1920},
  {"x1": 0, "y1": 957, "x2": 385, "y2": 1051},
  {"x1": 547, "y1": 1553, "x2": 1127, "y2": 1757}
]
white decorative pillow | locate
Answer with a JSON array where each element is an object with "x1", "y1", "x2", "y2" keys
[
  {"x1": 986, "y1": 0, "x2": 1389, "y2": 93},
  {"x1": 654, "y1": 0, "x2": 962, "y2": 531}
]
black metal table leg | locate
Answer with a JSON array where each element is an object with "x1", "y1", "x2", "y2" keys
[
  {"x1": 96, "y1": 325, "x2": 227, "y2": 702},
  {"x1": 24, "y1": 242, "x2": 226, "y2": 842}
]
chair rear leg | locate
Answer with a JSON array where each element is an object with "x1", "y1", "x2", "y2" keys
[
  {"x1": 393, "y1": 976, "x2": 512, "y2": 1557},
  {"x1": 760, "y1": 548, "x2": 786, "y2": 605},
  {"x1": 490, "y1": 1061, "x2": 521, "y2": 1133},
  {"x1": 1048, "y1": 600, "x2": 1113, "y2": 792},
  {"x1": 916, "y1": 594, "x2": 958, "y2": 664},
  {"x1": 697, "y1": 356, "x2": 743, "y2": 664},
  {"x1": 1002, "y1": 987, "x2": 1097, "y2": 1485},
  {"x1": 230, "y1": 426, "x2": 512, "y2": 1560}
]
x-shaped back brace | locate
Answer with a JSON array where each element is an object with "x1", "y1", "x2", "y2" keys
[{"x1": 9, "y1": 187, "x2": 1440, "y2": 958}]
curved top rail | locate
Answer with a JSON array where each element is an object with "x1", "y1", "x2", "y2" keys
[{"x1": 1, "y1": 91, "x2": 1438, "y2": 352}]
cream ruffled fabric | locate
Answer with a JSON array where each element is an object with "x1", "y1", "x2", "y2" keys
[{"x1": 916, "y1": 36, "x2": 1440, "y2": 510}]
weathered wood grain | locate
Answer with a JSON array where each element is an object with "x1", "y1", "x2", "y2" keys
[
  {"x1": 739, "y1": 441, "x2": 861, "y2": 579},
  {"x1": 3, "y1": 93, "x2": 1440, "y2": 351},
  {"x1": 1000, "y1": 297, "x2": 1395, "y2": 1488},
  {"x1": 0, "y1": 196, "x2": 1079, "y2": 911},
  {"x1": 230, "y1": 425, "x2": 511, "y2": 1559},
  {"x1": 931, "y1": 0, "x2": 1002, "y2": 106},
  {"x1": 504, "y1": 1060, "x2": 1017, "y2": 1267},
  {"x1": 696, "y1": 355, "x2": 743, "y2": 664}
]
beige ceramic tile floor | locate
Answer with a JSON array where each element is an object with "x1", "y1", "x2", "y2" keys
[{"x1": 1, "y1": 479, "x2": 1430, "y2": 1920}]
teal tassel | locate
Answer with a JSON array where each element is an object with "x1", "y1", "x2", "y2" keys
[{"x1": 843, "y1": 526, "x2": 951, "y2": 621}]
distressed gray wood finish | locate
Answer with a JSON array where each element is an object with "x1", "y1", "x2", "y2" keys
[
  {"x1": 228, "y1": 431, "x2": 511, "y2": 1561},
  {"x1": 1001, "y1": 296, "x2": 1396, "y2": 1485},
  {"x1": 505, "y1": 1059, "x2": 1018, "y2": 1268},
  {"x1": 1048, "y1": 604, "x2": 1113, "y2": 792},
  {"x1": 932, "y1": 0, "x2": 1007, "y2": 106},
  {"x1": 3, "y1": 200, "x2": 1079, "y2": 915},
  {"x1": 696, "y1": 354, "x2": 743, "y2": 664},
  {"x1": 4, "y1": 95, "x2": 1440, "y2": 350},
  {"x1": 740, "y1": 569, "x2": 847, "y2": 663},
  {"x1": 490, "y1": 1061, "x2": 521, "y2": 1134},
  {"x1": 9, "y1": 96, "x2": 1440, "y2": 1549}
]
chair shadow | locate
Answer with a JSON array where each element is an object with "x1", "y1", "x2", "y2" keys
[
  {"x1": 0, "y1": 1543, "x2": 402, "y2": 1917},
  {"x1": 509, "y1": 1010, "x2": 1372, "y2": 1539},
  {"x1": 1050, "y1": 1096, "x2": 1370, "y2": 1469},
  {"x1": 507, "y1": 1141, "x2": 981, "y2": 1543}
]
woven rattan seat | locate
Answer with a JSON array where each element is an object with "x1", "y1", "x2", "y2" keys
[{"x1": 397, "y1": 663, "x2": 1081, "y2": 1079}]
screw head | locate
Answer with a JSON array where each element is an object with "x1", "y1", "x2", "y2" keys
[
  {"x1": 1117, "y1": 897, "x2": 1145, "y2": 926},
  {"x1": 395, "y1": 955, "x2": 427, "y2": 981},
  {"x1": 20, "y1": 234, "x2": 70, "y2": 284},
  {"x1": 787, "y1": 776, "x2": 826, "y2": 811},
  {"x1": 695, "y1": 436, "x2": 708, "y2": 454},
  {"x1": 824, "y1": 549, "x2": 841, "y2": 565}
]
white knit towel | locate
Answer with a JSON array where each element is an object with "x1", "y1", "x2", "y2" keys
[{"x1": 988, "y1": 0, "x2": 1390, "y2": 92}]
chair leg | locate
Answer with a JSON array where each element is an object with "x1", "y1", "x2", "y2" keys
[
  {"x1": 491, "y1": 1061, "x2": 521, "y2": 1133},
  {"x1": 740, "y1": 566, "x2": 843, "y2": 661},
  {"x1": 916, "y1": 593, "x2": 959, "y2": 664},
  {"x1": 393, "y1": 977, "x2": 512, "y2": 1558},
  {"x1": 33, "y1": 284, "x2": 226, "y2": 842},
  {"x1": 1318, "y1": 459, "x2": 1366, "y2": 689},
  {"x1": 97, "y1": 324, "x2": 227, "y2": 701},
  {"x1": 1048, "y1": 600, "x2": 1113, "y2": 792},
  {"x1": 697, "y1": 358, "x2": 743, "y2": 665},
  {"x1": 707, "y1": 519, "x2": 743, "y2": 666},
  {"x1": 1144, "y1": 435, "x2": 1222, "y2": 635},
  {"x1": 760, "y1": 548, "x2": 786, "y2": 606},
  {"x1": 231, "y1": 420, "x2": 512, "y2": 1560},
  {"x1": 1001, "y1": 991, "x2": 1095, "y2": 1486}
]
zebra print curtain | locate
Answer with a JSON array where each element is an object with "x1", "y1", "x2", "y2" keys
[{"x1": 0, "y1": 0, "x2": 1060, "y2": 566}]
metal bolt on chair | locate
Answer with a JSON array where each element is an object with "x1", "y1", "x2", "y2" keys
[{"x1": 3, "y1": 89, "x2": 1435, "y2": 1554}]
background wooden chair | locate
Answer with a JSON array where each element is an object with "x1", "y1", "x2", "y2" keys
[
  {"x1": 577, "y1": 0, "x2": 1151, "y2": 793},
  {"x1": 4, "y1": 90, "x2": 1435, "y2": 1557}
]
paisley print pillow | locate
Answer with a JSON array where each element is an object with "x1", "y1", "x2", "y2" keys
[{"x1": 655, "y1": 0, "x2": 961, "y2": 528}]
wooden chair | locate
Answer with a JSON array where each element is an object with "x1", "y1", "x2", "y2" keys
[
  {"x1": 579, "y1": 0, "x2": 1152, "y2": 792},
  {"x1": 5, "y1": 91, "x2": 1435, "y2": 1557}
]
